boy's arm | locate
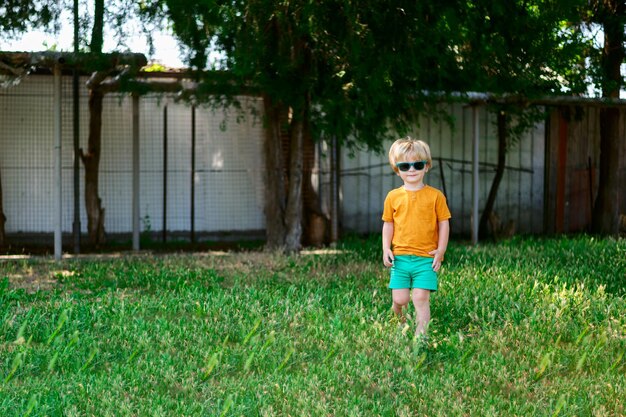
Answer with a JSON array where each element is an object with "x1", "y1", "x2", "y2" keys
[
  {"x1": 429, "y1": 219, "x2": 450, "y2": 272},
  {"x1": 382, "y1": 221, "x2": 394, "y2": 267}
]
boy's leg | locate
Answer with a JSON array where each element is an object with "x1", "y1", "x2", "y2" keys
[
  {"x1": 391, "y1": 289, "x2": 410, "y2": 323},
  {"x1": 412, "y1": 289, "x2": 431, "y2": 337}
]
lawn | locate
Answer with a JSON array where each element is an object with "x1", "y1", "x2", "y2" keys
[{"x1": 1, "y1": 235, "x2": 625, "y2": 416}]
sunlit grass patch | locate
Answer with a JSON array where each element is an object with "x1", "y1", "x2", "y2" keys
[{"x1": 0, "y1": 235, "x2": 624, "y2": 416}]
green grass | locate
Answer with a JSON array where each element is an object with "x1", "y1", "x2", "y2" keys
[{"x1": 1, "y1": 235, "x2": 625, "y2": 416}]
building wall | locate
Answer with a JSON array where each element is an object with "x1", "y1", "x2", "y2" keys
[
  {"x1": 1, "y1": 75, "x2": 552, "y2": 242},
  {"x1": 338, "y1": 105, "x2": 546, "y2": 237},
  {"x1": 0, "y1": 75, "x2": 266, "y2": 240}
]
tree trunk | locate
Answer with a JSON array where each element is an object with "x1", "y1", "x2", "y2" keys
[
  {"x1": 81, "y1": 88, "x2": 106, "y2": 246},
  {"x1": 592, "y1": 106, "x2": 621, "y2": 235},
  {"x1": 592, "y1": 0, "x2": 624, "y2": 236},
  {"x1": 263, "y1": 95, "x2": 287, "y2": 249},
  {"x1": 90, "y1": 0, "x2": 104, "y2": 53},
  {"x1": 262, "y1": 93, "x2": 312, "y2": 252},
  {"x1": 78, "y1": 0, "x2": 107, "y2": 248},
  {"x1": 0, "y1": 168, "x2": 5, "y2": 248},
  {"x1": 479, "y1": 111, "x2": 507, "y2": 240},
  {"x1": 302, "y1": 128, "x2": 327, "y2": 247},
  {"x1": 284, "y1": 114, "x2": 305, "y2": 253}
]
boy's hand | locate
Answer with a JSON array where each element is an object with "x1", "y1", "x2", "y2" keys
[
  {"x1": 383, "y1": 249, "x2": 394, "y2": 267},
  {"x1": 429, "y1": 249, "x2": 445, "y2": 272}
]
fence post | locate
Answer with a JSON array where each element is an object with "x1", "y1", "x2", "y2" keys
[
  {"x1": 72, "y1": 0, "x2": 81, "y2": 254},
  {"x1": 132, "y1": 93, "x2": 140, "y2": 251},
  {"x1": 330, "y1": 134, "x2": 339, "y2": 243},
  {"x1": 190, "y1": 105, "x2": 196, "y2": 244},
  {"x1": 162, "y1": 105, "x2": 168, "y2": 242},
  {"x1": 472, "y1": 105, "x2": 480, "y2": 245},
  {"x1": 54, "y1": 64, "x2": 63, "y2": 260}
]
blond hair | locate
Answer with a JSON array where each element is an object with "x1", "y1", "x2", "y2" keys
[{"x1": 388, "y1": 137, "x2": 432, "y2": 173}]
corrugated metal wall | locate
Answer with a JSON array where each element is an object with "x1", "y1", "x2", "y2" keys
[
  {"x1": 0, "y1": 74, "x2": 550, "y2": 242},
  {"x1": 337, "y1": 105, "x2": 546, "y2": 237},
  {"x1": 0, "y1": 75, "x2": 266, "y2": 240}
]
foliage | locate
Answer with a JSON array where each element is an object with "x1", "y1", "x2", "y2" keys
[
  {"x1": 583, "y1": 0, "x2": 626, "y2": 96},
  {"x1": 141, "y1": 1, "x2": 601, "y2": 149},
  {"x1": 141, "y1": 1, "x2": 464, "y2": 149},
  {"x1": 67, "y1": 0, "x2": 167, "y2": 55},
  {"x1": 0, "y1": 235, "x2": 625, "y2": 415},
  {"x1": 456, "y1": 0, "x2": 593, "y2": 144},
  {"x1": 138, "y1": 1, "x2": 626, "y2": 246},
  {"x1": 454, "y1": 0, "x2": 591, "y2": 97},
  {"x1": 0, "y1": 1, "x2": 61, "y2": 37}
]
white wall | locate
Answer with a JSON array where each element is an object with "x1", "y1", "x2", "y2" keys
[
  {"x1": 339, "y1": 104, "x2": 545, "y2": 236},
  {"x1": 0, "y1": 75, "x2": 546, "y2": 239},
  {"x1": 0, "y1": 75, "x2": 266, "y2": 237}
]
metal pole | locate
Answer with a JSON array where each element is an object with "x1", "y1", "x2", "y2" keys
[
  {"x1": 472, "y1": 105, "x2": 480, "y2": 245},
  {"x1": 330, "y1": 134, "x2": 339, "y2": 243},
  {"x1": 190, "y1": 105, "x2": 196, "y2": 243},
  {"x1": 54, "y1": 64, "x2": 62, "y2": 260},
  {"x1": 438, "y1": 157, "x2": 447, "y2": 197},
  {"x1": 132, "y1": 94, "x2": 140, "y2": 251},
  {"x1": 162, "y1": 105, "x2": 168, "y2": 243},
  {"x1": 72, "y1": 0, "x2": 81, "y2": 254}
]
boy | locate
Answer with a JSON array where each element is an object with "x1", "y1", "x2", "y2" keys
[{"x1": 382, "y1": 137, "x2": 451, "y2": 340}]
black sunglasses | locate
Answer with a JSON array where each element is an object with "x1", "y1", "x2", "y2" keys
[{"x1": 396, "y1": 160, "x2": 428, "y2": 172}]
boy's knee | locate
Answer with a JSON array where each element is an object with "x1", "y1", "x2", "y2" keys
[
  {"x1": 392, "y1": 301, "x2": 408, "y2": 311},
  {"x1": 412, "y1": 289, "x2": 430, "y2": 303},
  {"x1": 392, "y1": 294, "x2": 410, "y2": 307}
]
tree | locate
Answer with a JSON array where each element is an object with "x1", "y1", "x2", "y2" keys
[
  {"x1": 0, "y1": 1, "x2": 60, "y2": 35},
  {"x1": 81, "y1": 0, "x2": 107, "y2": 247},
  {"x1": 2, "y1": 1, "x2": 148, "y2": 249},
  {"x1": 588, "y1": 0, "x2": 625, "y2": 236},
  {"x1": 144, "y1": 0, "x2": 465, "y2": 251},
  {"x1": 78, "y1": 0, "x2": 152, "y2": 247},
  {"x1": 146, "y1": 0, "x2": 621, "y2": 246},
  {"x1": 459, "y1": 1, "x2": 624, "y2": 239},
  {"x1": 449, "y1": 0, "x2": 591, "y2": 240}
]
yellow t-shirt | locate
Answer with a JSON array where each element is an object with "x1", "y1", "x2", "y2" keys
[{"x1": 382, "y1": 185, "x2": 451, "y2": 257}]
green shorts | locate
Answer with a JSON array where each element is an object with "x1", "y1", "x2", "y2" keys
[{"x1": 389, "y1": 255, "x2": 438, "y2": 291}]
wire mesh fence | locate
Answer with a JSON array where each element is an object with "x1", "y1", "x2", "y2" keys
[
  {"x1": 0, "y1": 74, "x2": 266, "y2": 250},
  {"x1": 0, "y1": 73, "x2": 547, "y2": 252},
  {"x1": 338, "y1": 106, "x2": 545, "y2": 237}
]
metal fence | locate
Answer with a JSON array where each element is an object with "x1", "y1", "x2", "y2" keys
[
  {"x1": 0, "y1": 74, "x2": 547, "y2": 250},
  {"x1": 0, "y1": 74, "x2": 266, "y2": 247},
  {"x1": 336, "y1": 106, "x2": 546, "y2": 237}
]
